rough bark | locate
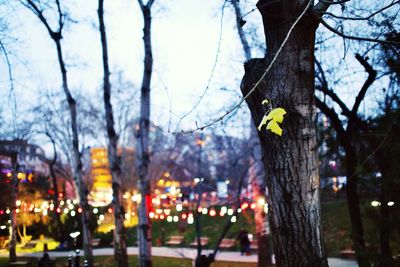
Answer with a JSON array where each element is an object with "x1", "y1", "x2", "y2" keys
[
  {"x1": 97, "y1": 1, "x2": 129, "y2": 266},
  {"x1": 240, "y1": 1, "x2": 328, "y2": 266},
  {"x1": 21, "y1": 1, "x2": 93, "y2": 265},
  {"x1": 136, "y1": 1, "x2": 155, "y2": 266}
]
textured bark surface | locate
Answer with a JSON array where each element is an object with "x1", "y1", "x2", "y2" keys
[
  {"x1": 241, "y1": 1, "x2": 328, "y2": 266},
  {"x1": 136, "y1": 1, "x2": 155, "y2": 266},
  {"x1": 97, "y1": 1, "x2": 128, "y2": 266}
]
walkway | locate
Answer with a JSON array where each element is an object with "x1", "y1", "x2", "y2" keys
[{"x1": 0, "y1": 247, "x2": 357, "y2": 266}]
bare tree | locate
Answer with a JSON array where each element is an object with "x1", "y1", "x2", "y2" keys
[
  {"x1": 136, "y1": 0, "x2": 155, "y2": 266},
  {"x1": 315, "y1": 54, "x2": 377, "y2": 265},
  {"x1": 241, "y1": 1, "x2": 328, "y2": 266},
  {"x1": 316, "y1": 52, "x2": 398, "y2": 266},
  {"x1": 97, "y1": 0, "x2": 128, "y2": 266},
  {"x1": 239, "y1": 1, "x2": 400, "y2": 266},
  {"x1": 20, "y1": 1, "x2": 93, "y2": 265}
]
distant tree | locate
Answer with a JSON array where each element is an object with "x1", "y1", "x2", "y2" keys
[
  {"x1": 20, "y1": 0, "x2": 94, "y2": 265},
  {"x1": 97, "y1": 0, "x2": 129, "y2": 266},
  {"x1": 315, "y1": 54, "x2": 377, "y2": 265},
  {"x1": 136, "y1": 0, "x2": 156, "y2": 266},
  {"x1": 229, "y1": 1, "x2": 272, "y2": 265}
]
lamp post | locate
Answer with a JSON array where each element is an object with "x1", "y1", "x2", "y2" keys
[{"x1": 69, "y1": 231, "x2": 80, "y2": 249}]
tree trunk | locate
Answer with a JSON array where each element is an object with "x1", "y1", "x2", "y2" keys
[
  {"x1": 9, "y1": 154, "x2": 17, "y2": 263},
  {"x1": 342, "y1": 141, "x2": 369, "y2": 266},
  {"x1": 97, "y1": 1, "x2": 129, "y2": 266},
  {"x1": 53, "y1": 37, "x2": 93, "y2": 266},
  {"x1": 252, "y1": 177, "x2": 273, "y2": 266},
  {"x1": 241, "y1": 2, "x2": 328, "y2": 266},
  {"x1": 365, "y1": 134, "x2": 393, "y2": 266},
  {"x1": 21, "y1": 3, "x2": 93, "y2": 261},
  {"x1": 136, "y1": 2, "x2": 154, "y2": 266},
  {"x1": 48, "y1": 136, "x2": 63, "y2": 241}
]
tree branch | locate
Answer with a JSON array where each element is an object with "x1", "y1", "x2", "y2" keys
[
  {"x1": 315, "y1": 97, "x2": 346, "y2": 139},
  {"x1": 55, "y1": 0, "x2": 64, "y2": 31},
  {"x1": 319, "y1": 0, "x2": 400, "y2": 21},
  {"x1": 320, "y1": 18, "x2": 400, "y2": 46},
  {"x1": 351, "y1": 53, "x2": 377, "y2": 116},
  {"x1": 313, "y1": 0, "x2": 334, "y2": 14},
  {"x1": 22, "y1": 0, "x2": 58, "y2": 39}
]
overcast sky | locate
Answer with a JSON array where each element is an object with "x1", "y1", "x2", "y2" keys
[{"x1": 0, "y1": 0, "x2": 264, "y2": 142}]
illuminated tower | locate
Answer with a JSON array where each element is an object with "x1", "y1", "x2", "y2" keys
[{"x1": 89, "y1": 148, "x2": 112, "y2": 207}]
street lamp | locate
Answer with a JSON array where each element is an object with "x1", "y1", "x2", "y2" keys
[{"x1": 69, "y1": 231, "x2": 80, "y2": 249}]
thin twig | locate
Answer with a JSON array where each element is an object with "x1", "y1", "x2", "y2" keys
[
  {"x1": 320, "y1": 18, "x2": 400, "y2": 46},
  {"x1": 174, "y1": 0, "x2": 228, "y2": 132},
  {"x1": 319, "y1": 0, "x2": 400, "y2": 21},
  {"x1": 172, "y1": 0, "x2": 312, "y2": 134}
]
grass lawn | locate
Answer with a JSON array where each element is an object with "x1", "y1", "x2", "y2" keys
[
  {"x1": 95, "y1": 209, "x2": 256, "y2": 250},
  {"x1": 0, "y1": 256, "x2": 256, "y2": 267}
]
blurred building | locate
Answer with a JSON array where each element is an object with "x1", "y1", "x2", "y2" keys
[
  {"x1": 85, "y1": 147, "x2": 136, "y2": 207},
  {"x1": 0, "y1": 139, "x2": 49, "y2": 182}
]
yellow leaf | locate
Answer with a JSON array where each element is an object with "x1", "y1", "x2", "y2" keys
[
  {"x1": 257, "y1": 107, "x2": 286, "y2": 136},
  {"x1": 257, "y1": 115, "x2": 269, "y2": 131},
  {"x1": 262, "y1": 99, "x2": 269, "y2": 105},
  {"x1": 265, "y1": 108, "x2": 286, "y2": 123},
  {"x1": 266, "y1": 120, "x2": 283, "y2": 136}
]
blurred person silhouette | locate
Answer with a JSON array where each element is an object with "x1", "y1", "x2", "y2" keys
[{"x1": 237, "y1": 228, "x2": 251, "y2": 255}]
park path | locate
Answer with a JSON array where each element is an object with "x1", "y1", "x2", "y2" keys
[{"x1": 0, "y1": 246, "x2": 356, "y2": 266}]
